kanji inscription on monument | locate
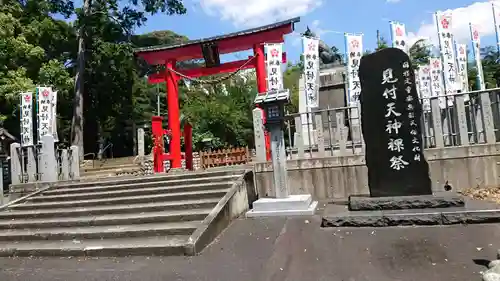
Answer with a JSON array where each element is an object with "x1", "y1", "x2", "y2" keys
[{"x1": 358, "y1": 48, "x2": 432, "y2": 197}]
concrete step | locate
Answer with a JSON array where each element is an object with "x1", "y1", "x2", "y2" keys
[
  {"x1": 1, "y1": 198, "x2": 220, "y2": 219},
  {"x1": 94, "y1": 157, "x2": 137, "y2": 166},
  {"x1": 55, "y1": 169, "x2": 245, "y2": 189},
  {"x1": 0, "y1": 208, "x2": 212, "y2": 229},
  {"x1": 0, "y1": 220, "x2": 201, "y2": 241},
  {"x1": 81, "y1": 163, "x2": 141, "y2": 173},
  {"x1": 32, "y1": 182, "x2": 233, "y2": 202},
  {"x1": 45, "y1": 174, "x2": 240, "y2": 195},
  {"x1": 11, "y1": 189, "x2": 229, "y2": 210},
  {"x1": 80, "y1": 168, "x2": 142, "y2": 178},
  {"x1": 0, "y1": 235, "x2": 190, "y2": 257}
]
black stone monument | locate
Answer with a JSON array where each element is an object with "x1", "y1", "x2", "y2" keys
[{"x1": 358, "y1": 48, "x2": 432, "y2": 197}]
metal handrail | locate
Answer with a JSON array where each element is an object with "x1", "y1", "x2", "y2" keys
[
  {"x1": 82, "y1": 153, "x2": 96, "y2": 168},
  {"x1": 101, "y1": 142, "x2": 114, "y2": 160}
]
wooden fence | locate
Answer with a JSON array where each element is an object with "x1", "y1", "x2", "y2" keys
[{"x1": 199, "y1": 147, "x2": 251, "y2": 169}]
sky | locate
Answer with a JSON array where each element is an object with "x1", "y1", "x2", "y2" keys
[{"x1": 72, "y1": 0, "x2": 500, "y2": 63}]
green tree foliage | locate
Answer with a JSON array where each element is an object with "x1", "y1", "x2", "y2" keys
[
  {"x1": 181, "y1": 74, "x2": 257, "y2": 150},
  {"x1": 0, "y1": 0, "x2": 74, "y2": 135},
  {"x1": 283, "y1": 62, "x2": 301, "y2": 113}
]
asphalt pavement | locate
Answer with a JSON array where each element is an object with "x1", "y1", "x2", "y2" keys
[{"x1": 0, "y1": 215, "x2": 499, "y2": 281}]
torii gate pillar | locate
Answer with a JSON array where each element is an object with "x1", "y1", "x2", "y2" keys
[
  {"x1": 253, "y1": 44, "x2": 271, "y2": 160},
  {"x1": 165, "y1": 59, "x2": 182, "y2": 169}
]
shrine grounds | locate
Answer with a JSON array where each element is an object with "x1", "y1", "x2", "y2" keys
[{"x1": 1, "y1": 203, "x2": 499, "y2": 281}]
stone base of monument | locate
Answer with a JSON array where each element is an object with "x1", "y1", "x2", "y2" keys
[
  {"x1": 348, "y1": 194, "x2": 465, "y2": 211},
  {"x1": 321, "y1": 195, "x2": 500, "y2": 228},
  {"x1": 246, "y1": 194, "x2": 318, "y2": 217}
]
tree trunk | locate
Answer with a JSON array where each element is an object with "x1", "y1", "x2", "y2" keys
[{"x1": 71, "y1": 0, "x2": 92, "y2": 160}]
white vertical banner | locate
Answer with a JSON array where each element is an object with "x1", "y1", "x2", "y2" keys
[
  {"x1": 301, "y1": 37, "x2": 320, "y2": 108},
  {"x1": 492, "y1": 3, "x2": 500, "y2": 51},
  {"x1": 51, "y1": 91, "x2": 58, "y2": 142},
  {"x1": 37, "y1": 86, "x2": 53, "y2": 143},
  {"x1": 20, "y1": 92, "x2": 34, "y2": 146},
  {"x1": 389, "y1": 21, "x2": 408, "y2": 53},
  {"x1": 436, "y1": 12, "x2": 459, "y2": 106},
  {"x1": 455, "y1": 43, "x2": 470, "y2": 98},
  {"x1": 470, "y1": 23, "x2": 485, "y2": 90},
  {"x1": 265, "y1": 43, "x2": 284, "y2": 92},
  {"x1": 345, "y1": 33, "x2": 363, "y2": 107},
  {"x1": 414, "y1": 68, "x2": 421, "y2": 98},
  {"x1": 417, "y1": 65, "x2": 432, "y2": 112},
  {"x1": 429, "y1": 58, "x2": 447, "y2": 109}
]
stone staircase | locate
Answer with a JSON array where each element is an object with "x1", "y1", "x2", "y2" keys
[
  {"x1": 80, "y1": 156, "x2": 143, "y2": 179},
  {"x1": 0, "y1": 168, "x2": 253, "y2": 257}
]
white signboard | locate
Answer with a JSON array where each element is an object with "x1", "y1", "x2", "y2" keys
[
  {"x1": 302, "y1": 37, "x2": 319, "y2": 108},
  {"x1": 345, "y1": 34, "x2": 363, "y2": 106},
  {"x1": 390, "y1": 21, "x2": 408, "y2": 53},
  {"x1": 265, "y1": 43, "x2": 284, "y2": 92},
  {"x1": 417, "y1": 65, "x2": 432, "y2": 112},
  {"x1": 436, "y1": 12, "x2": 458, "y2": 106},
  {"x1": 470, "y1": 24, "x2": 485, "y2": 90},
  {"x1": 20, "y1": 92, "x2": 34, "y2": 146},
  {"x1": 37, "y1": 86, "x2": 53, "y2": 142},
  {"x1": 455, "y1": 43, "x2": 470, "y2": 97},
  {"x1": 429, "y1": 58, "x2": 446, "y2": 109}
]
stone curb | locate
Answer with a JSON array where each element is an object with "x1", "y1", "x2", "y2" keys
[
  {"x1": 321, "y1": 209, "x2": 500, "y2": 227},
  {"x1": 348, "y1": 194, "x2": 465, "y2": 211}
]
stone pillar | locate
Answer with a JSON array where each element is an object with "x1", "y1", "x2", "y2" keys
[
  {"x1": 252, "y1": 108, "x2": 266, "y2": 162},
  {"x1": 293, "y1": 116, "x2": 305, "y2": 159},
  {"x1": 270, "y1": 126, "x2": 288, "y2": 198},
  {"x1": 0, "y1": 162, "x2": 4, "y2": 205},
  {"x1": 480, "y1": 92, "x2": 496, "y2": 144},
  {"x1": 10, "y1": 142, "x2": 21, "y2": 185},
  {"x1": 25, "y1": 147, "x2": 37, "y2": 183},
  {"x1": 60, "y1": 149, "x2": 70, "y2": 181},
  {"x1": 40, "y1": 135, "x2": 57, "y2": 182},
  {"x1": 69, "y1": 145, "x2": 80, "y2": 180},
  {"x1": 137, "y1": 128, "x2": 145, "y2": 160}
]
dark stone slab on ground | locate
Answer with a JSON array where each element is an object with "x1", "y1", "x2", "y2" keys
[
  {"x1": 348, "y1": 193, "x2": 465, "y2": 211},
  {"x1": 359, "y1": 48, "x2": 432, "y2": 197},
  {"x1": 323, "y1": 199, "x2": 500, "y2": 227},
  {"x1": 1, "y1": 210, "x2": 500, "y2": 281}
]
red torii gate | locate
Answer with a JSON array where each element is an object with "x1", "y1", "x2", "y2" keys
[{"x1": 134, "y1": 17, "x2": 299, "y2": 171}]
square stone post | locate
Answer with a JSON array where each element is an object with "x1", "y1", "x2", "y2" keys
[
  {"x1": 252, "y1": 108, "x2": 267, "y2": 162},
  {"x1": 69, "y1": 145, "x2": 80, "y2": 180},
  {"x1": 25, "y1": 146, "x2": 37, "y2": 183},
  {"x1": 60, "y1": 149, "x2": 70, "y2": 181},
  {"x1": 10, "y1": 142, "x2": 21, "y2": 185},
  {"x1": 269, "y1": 126, "x2": 289, "y2": 198},
  {"x1": 137, "y1": 128, "x2": 145, "y2": 159},
  {"x1": 40, "y1": 135, "x2": 57, "y2": 182}
]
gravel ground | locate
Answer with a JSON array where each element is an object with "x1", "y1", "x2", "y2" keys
[{"x1": 461, "y1": 186, "x2": 500, "y2": 204}]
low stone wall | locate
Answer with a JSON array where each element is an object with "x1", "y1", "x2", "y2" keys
[{"x1": 254, "y1": 143, "x2": 500, "y2": 200}]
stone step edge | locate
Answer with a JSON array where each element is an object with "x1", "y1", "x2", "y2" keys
[
  {"x1": 0, "y1": 198, "x2": 221, "y2": 219},
  {"x1": 81, "y1": 164, "x2": 142, "y2": 172},
  {"x1": 55, "y1": 168, "x2": 247, "y2": 188},
  {"x1": 0, "y1": 244, "x2": 187, "y2": 257},
  {"x1": 0, "y1": 208, "x2": 213, "y2": 229},
  {"x1": 0, "y1": 221, "x2": 203, "y2": 241},
  {"x1": 0, "y1": 242, "x2": 188, "y2": 257},
  {"x1": 45, "y1": 175, "x2": 240, "y2": 194},
  {"x1": 18, "y1": 189, "x2": 229, "y2": 209},
  {"x1": 321, "y1": 209, "x2": 500, "y2": 227},
  {"x1": 35, "y1": 182, "x2": 234, "y2": 201}
]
